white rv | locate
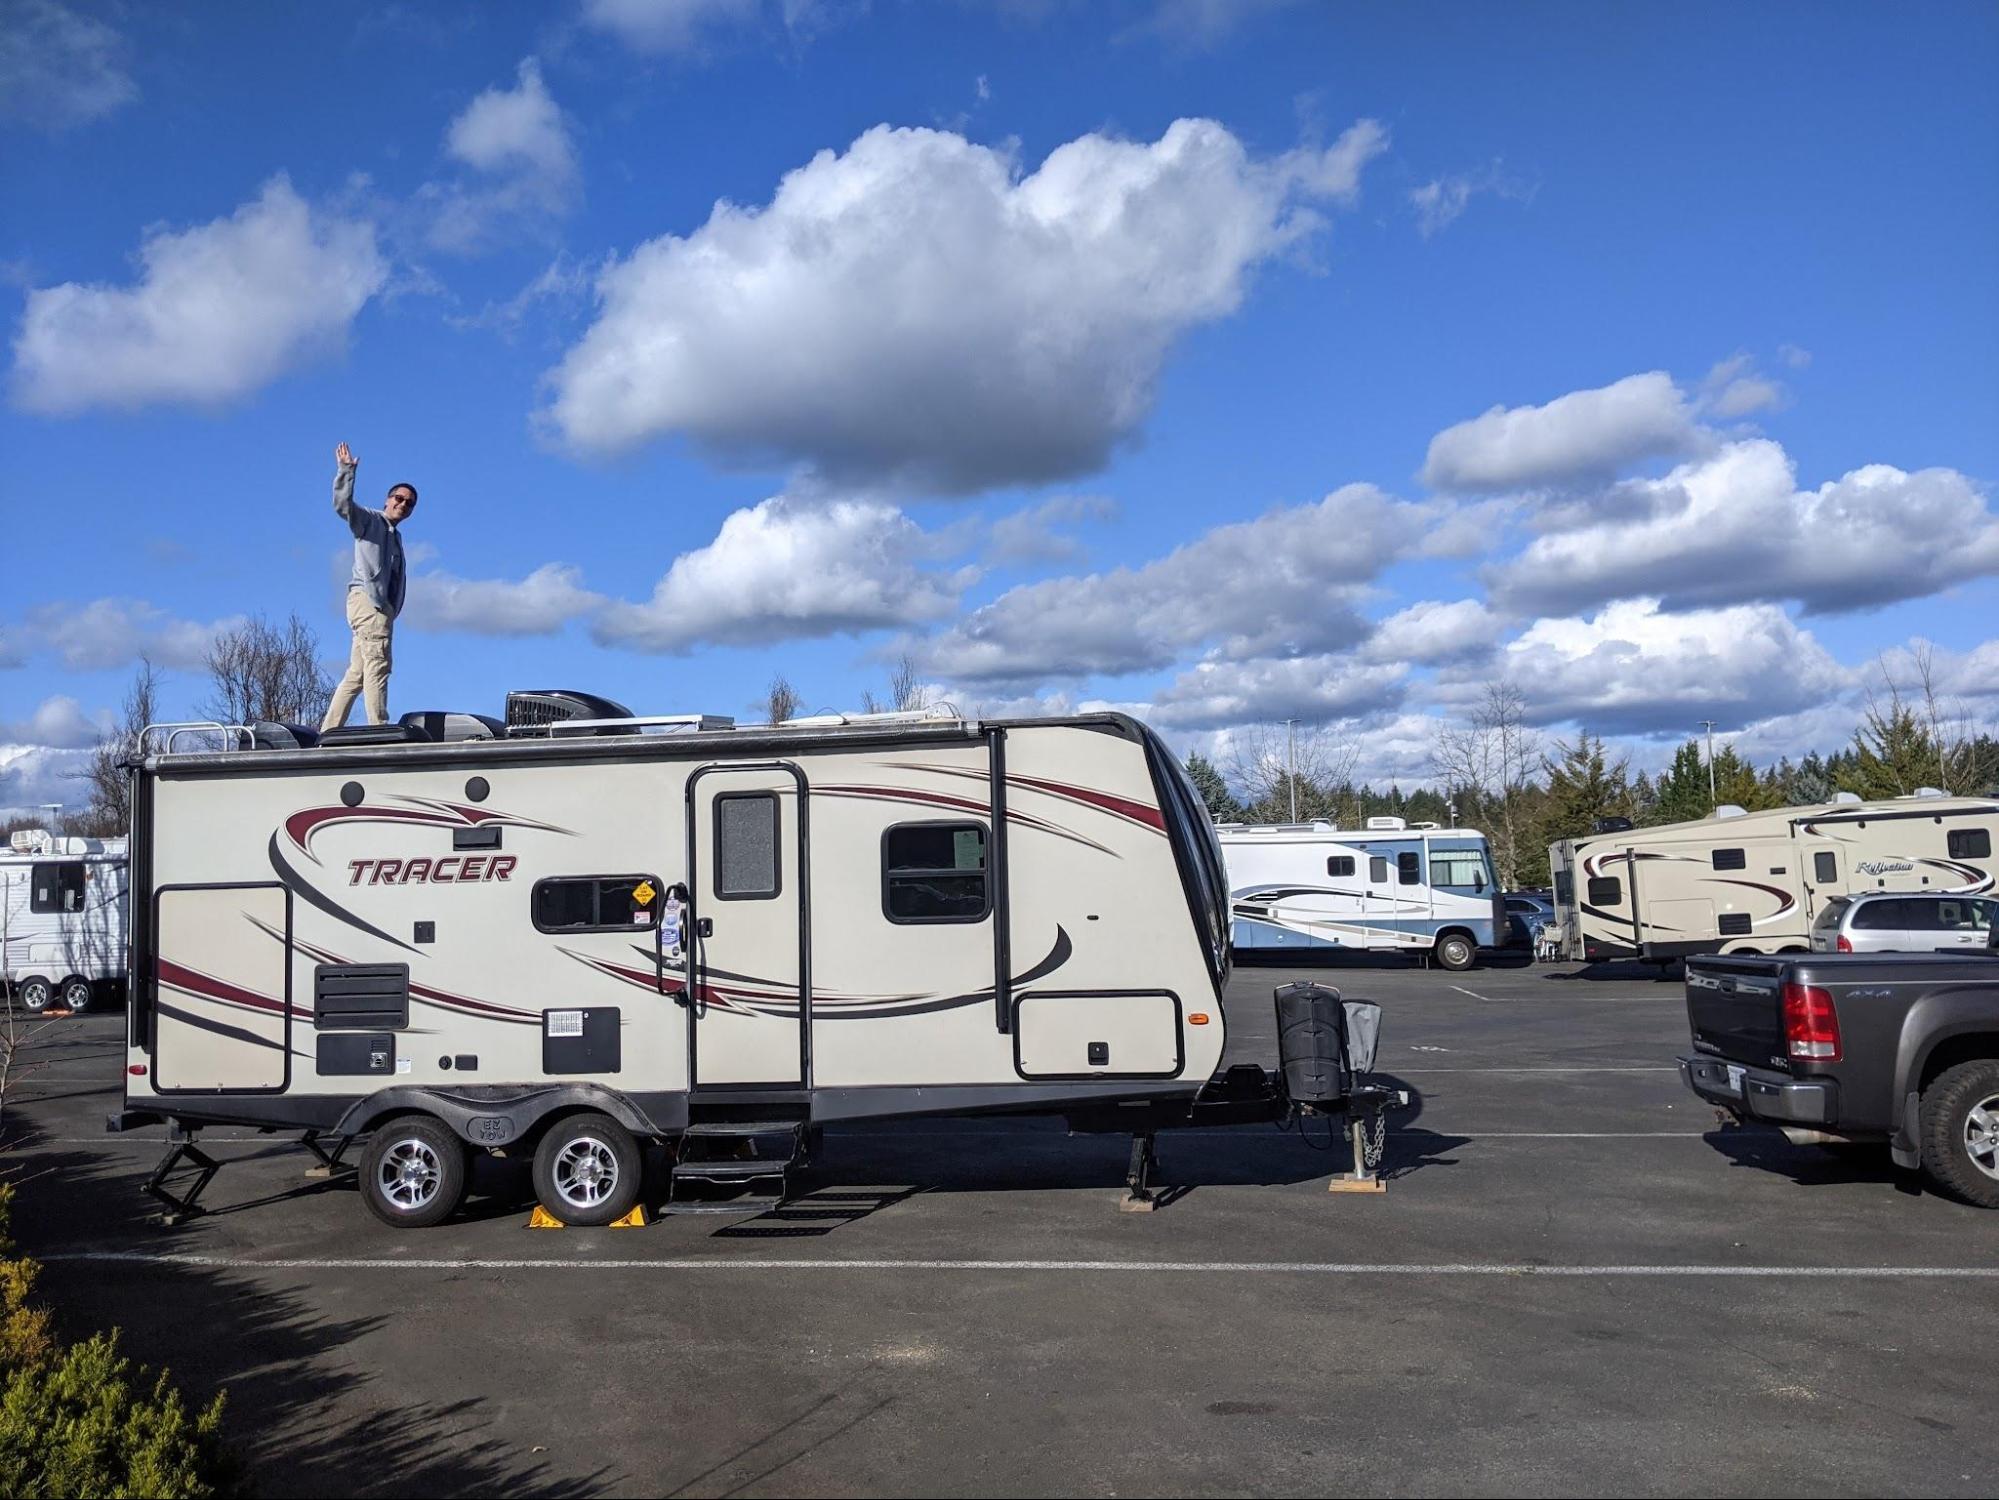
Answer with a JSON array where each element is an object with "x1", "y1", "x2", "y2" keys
[
  {"x1": 1, "y1": 829, "x2": 127, "y2": 1013},
  {"x1": 116, "y1": 697, "x2": 1378, "y2": 1228},
  {"x1": 1219, "y1": 818, "x2": 1503, "y2": 971},
  {"x1": 1550, "y1": 791, "x2": 1999, "y2": 963}
]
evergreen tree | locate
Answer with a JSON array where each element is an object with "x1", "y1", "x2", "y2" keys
[
  {"x1": 1842, "y1": 703, "x2": 1944, "y2": 800},
  {"x1": 1786, "y1": 752, "x2": 1834, "y2": 806},
  {"x1": 1710, "y1": 745, "x2": 1776, "y2": 811},
  {"x1": 1650, "y1": 740, "x2": 1711, "y2": 825},
  {"x1": 1182, "y1": 754, "x2": 1242, "y2": 823},
  {"x1": 1539, "y1": 733, "x2": 1634, "y2": 848}
]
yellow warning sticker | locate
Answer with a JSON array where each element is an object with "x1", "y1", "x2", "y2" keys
[{"x1": 633, "y1": 880, "x2": 657, "y2": 905}]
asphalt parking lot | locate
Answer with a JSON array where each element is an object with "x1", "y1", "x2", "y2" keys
[{"x1": 9, "y1": 953, "x2": 1999, "y2": 1498}]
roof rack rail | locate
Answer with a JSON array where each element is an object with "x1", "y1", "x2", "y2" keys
[
  {"x1": 782, "y1": 705, "x2": 967, "y2": 728},
  {"x1": 142, "y1": 721, "x2": 256, "y2": 755}
]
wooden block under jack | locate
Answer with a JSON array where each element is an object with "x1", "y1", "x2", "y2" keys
[
  {"x1": 1328, "y1": 1175, "x2": 1388, "y2": 1194},
  {"x1": 1118, "y1": 1194, "x2": 1161, "y2": 1213},
  {"x1": 527, "y1": 1205, "x2": 566, "y2": 1229}
]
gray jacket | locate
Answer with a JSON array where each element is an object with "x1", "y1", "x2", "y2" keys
[{"x1": 333, "y1": 463, "x2": 406, "y2": 620}]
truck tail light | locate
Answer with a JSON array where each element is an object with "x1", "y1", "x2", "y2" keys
[
  {"x1": 1781, "y1": 982, "x2": 1841, "y2": 1062},
  {"x1": 1836, "y1": 934, "x2": 1853, "y2": 953}
]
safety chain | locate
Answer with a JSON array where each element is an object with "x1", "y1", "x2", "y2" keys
[{"x1": 1361, "y1": 1108, "x2": 1388, "y2": 1171}]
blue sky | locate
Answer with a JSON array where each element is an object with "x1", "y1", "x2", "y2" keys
[{"x1": 3, "y1": 0, "x2": 1997, "y2": 815}]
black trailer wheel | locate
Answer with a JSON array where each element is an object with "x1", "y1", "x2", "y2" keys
[
  {"x1": 58, "y1": 975, "x2": 93, "y2": 1014},
  {"x1": 532, "y1": 1113, "x2": 643, "y2": 1226},
  {"x1": 359, "y1": 1116, "x2": 469, "y2": 1229},
  {"x1": 14, "y1": 975, "x2": 54, "y2": 1014},
  {"x1": 1919, "y1": 1060, "x2": 1999, "y2": 1209},
  {"x1": 1434, "y1": 932, "x2": 1476, "y2": 972}
]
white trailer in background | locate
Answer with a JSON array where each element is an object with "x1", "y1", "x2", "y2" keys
[
  {"x1": 1219, "y1": 818, "x2": 1504, "y2": 971},
  {"x1": 0, "y1": 829, "x2": 128, "y2": 1013}
]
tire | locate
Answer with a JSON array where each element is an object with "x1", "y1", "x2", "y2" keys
[
  {"x1": 58, "y1": 975, "x2": 93, "y2": 1014},
  {"x1": 532, "y1": 1113, "x2": 643, "y2": 1226},
  {"x1": 14, "y1": 975, "x2": 54, "y2": 1014},
  {"x1": 359, "y1": 1116, "x2": 468, "y2": 1229},
  {"x1": 1920, "y1": 1060, "x2": 1999, "y2": 1209},
  {"x1": 1434, "y1": 932, "x2": 1476, "y2": 972}
]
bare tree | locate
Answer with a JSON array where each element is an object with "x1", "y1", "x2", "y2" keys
[
  {"x1": 1227, "y1": 721, "x2": 1359, "y2": 822},
  {"x1": 67, "y1": 660, "x2": 160, "y2": 838},
  {"x1": 202, "y1": 614, "x2": 333, "y2": 728},
  {"x1": 1431, "y1": 680, "x2": 1541, "y2": 888},
  {"x1": 888, "y1": 652, "x2": 928, "y2": 713},
  {"x1": 764, "y1": 674, "x2": 801, "y2": 726}
]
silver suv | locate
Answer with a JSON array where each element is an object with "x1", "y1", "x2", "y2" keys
[{"x1": 1810, "y1": 892, "x2": 1999, "y2": 953}]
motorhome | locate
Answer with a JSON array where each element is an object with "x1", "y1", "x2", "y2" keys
[
  {"x1": 1218, "y1": 818, "x2": 1503, "y2": 971},
  {"x1": 1550, "y1": 791, "x2": 1999, "y2": 964},
  {"x1": 1, "y1": 829, "x2": 127, "y2": 1013},
  {"x1": 114, "y1": 695, "x2": 1391, "y2": 1229}
]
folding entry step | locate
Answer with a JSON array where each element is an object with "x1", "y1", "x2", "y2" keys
[{"x1": 664, "y1": 1121, "x2": 812, "y2": 1215}]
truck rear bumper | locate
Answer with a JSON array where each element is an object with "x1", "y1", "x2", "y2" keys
[{"x1": 1679, "y1": 1055, "x2": 1836, "y2": 1126}]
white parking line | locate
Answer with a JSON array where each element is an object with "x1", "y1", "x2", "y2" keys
[{"x1": 39, "y1": 1252, "x2": 1999, "y2": 1279}]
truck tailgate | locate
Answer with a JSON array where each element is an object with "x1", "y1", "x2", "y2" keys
[{"x1": 1685, "y1": 960, "x2": 1786, "y2": 1071}]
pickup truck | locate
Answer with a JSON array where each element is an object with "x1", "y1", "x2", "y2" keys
[{"x1": 1678, "y1": 935, "x2": 1999, "y2": 1206}]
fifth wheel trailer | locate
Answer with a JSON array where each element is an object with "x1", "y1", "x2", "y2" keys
[
  {"x1": 115, "y1": 698, "x2": 1395, "y2": 1227},
  {"x1": 1550, "y1": 791, "x2": 1998, "y2": 963}
]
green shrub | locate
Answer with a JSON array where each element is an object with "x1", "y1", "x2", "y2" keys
[{"x1": 0, "y1": 1184, "x2": 235, "y2": 1498}]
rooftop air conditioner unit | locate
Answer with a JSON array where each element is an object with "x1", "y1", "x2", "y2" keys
[
  {"x1": 1365, "y1": 817, "x2": 1406, "y2": 831},
  {"x1": 1833, "y1": 791, "x2": 1862, "y2": 805},
  {"x1": 1910, "y1": 786, "x2": 1947, "y2": 799},
  {"x1": 504, "y1": 689, "x2": 635, "y2": 736},
  {"x1": 1714, "y1": 804, "x2": 1748, "y2": 819}
]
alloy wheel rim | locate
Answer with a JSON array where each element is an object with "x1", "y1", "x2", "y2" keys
[
  {"x1": 1965, "y1": 1095, "x2": 1999, "y2": 1182},
  {"x1": 554, "y1": 1137, "x2": 620, "y2": 1208},
  {"x1": 380, "y1": 1139, "x2": 442, "y2": 1211}
]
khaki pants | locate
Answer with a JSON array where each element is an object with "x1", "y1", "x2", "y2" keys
[{"x1": 323, "y1": 590, "x2": 393, "y2": 730}]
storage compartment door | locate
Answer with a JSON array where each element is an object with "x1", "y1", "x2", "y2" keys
[
  {"x1": 1014, "y1": 991, "x2": 1182, "y2": 1079},
  {"x1": 154, "y1": 884, "x2": 291, "y2": 1093}
]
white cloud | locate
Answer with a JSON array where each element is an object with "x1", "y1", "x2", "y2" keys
[
  {"x1": 593, "y1": 494, "x2": 973, "y2": 653},
  {"x1": 0, "y1": 695, "x2": 105, "y2": 749},
  {"x1": 1361, "y1": 599, "x2": 1501, "y2": 666},
  {"x1": 920, "y1": 483, "x2": 1451, "y2": 688},
  {"x1": 1150, "y1": 655, "x2": 1406, "y2": 730},
  {"x1": 1697, "y1": 353, "x2": 1784, "y2": 419},
  {"x1": 0, "y1": 743, "x2": 94, "y2": 819},
  {"x1": 1492, "y1": 598, "x2": 1851, "y2": 737},
  {"x1": 16, "y1": 598, "x2": 243, "y2": 672},
  {"x1": 1778, "y1": 343, "x2": 1812, "y2": 370},
  {"x1": 425, "y1": 59, "x2": 579, "y2": 254},
  {"x1": 1420, "y1": 371, "x2": 1698, "y2": 492},
  {"x1": 11, "y1": 177, "x2": 387, "y2": 414},
  {"x1": 1136, "y1": 0, "x2": 1303, "y2": 46},
  {"x1": 1409, "y1": 161, "x2": 1534, "y2": 238},
  {"x1": 986, "y1": 494, "x2": 1118, "y2": 566},
  {"x1": 404, "y1": 563, "x2": 605, "y2": 637},
  {"x1": 1487, "y1": 439, "x2": 1999, "y2": 616},
  {"x1": 579, "y1": 0, "x2": 841, "y2": 53},
  {"x1": 0, "y1": 0, "x2": 137, "y2": 131},
  {"x1": 540, "y1": 115, "x2": 1389, "y2": 489}
]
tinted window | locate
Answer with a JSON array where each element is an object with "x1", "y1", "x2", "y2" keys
[
  {"x1": 1712, "y1": 848, "x2": 1746, "y2": 871},
  {"x1": 715, "y1": 793, "x2": 779, "y2": 898},
  {"x1": 1397, "y1": 851, "x2": 1421, "y2": 886},
  {"x1": 1949, "y1": 828, "x2": 1992, "y2": 860},
  {"x1": 1931, "y1": 900, "x2": 1985, "y2": 931},
  {"x1": 533, "y1": 875, "x2": 660, "y2": 932},
  {"x1": 1327, "y1": 855, "x2": 1355, "y2": 878},
  {"x1": 1850, "y1": 899, "x2": 1903, "y2": 931},
  {"x1": 1506, "y1": 898, "x2": 1535, "y2": 914},
  {"x1": 1813, "y1": 851, "x2": 1838, "y2": 884},
  {"x1": 1554, "y1": 871, "x2": 1574, "y2": 904},
  {"x1": 1812, "y1": 899, "x2": 1848, "y2": 931},
  {"x1": 1586, "y1": 876, "x2": 1623, "y2": 906},
  {"x1": 884, "y1": 822, "x2": 989, "y2": 923},
  {"x1": 29, "y1": 862, "x2": 85, "y2": 915},
  {"x1": 1369, "y1": 856, "x2": 1389, "y2": 884}
]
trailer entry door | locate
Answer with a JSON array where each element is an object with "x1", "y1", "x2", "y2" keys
[
  {"x1": 688, "y1": 764, "x2": 807, "y2": 1088},
  {"x1": 153, "y1": 883, "x2": 291, "y2": 1093}
]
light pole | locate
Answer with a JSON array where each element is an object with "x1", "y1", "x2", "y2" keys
[
  {"x1": 39, "y1": 803, "x2": 62, "y2": 836},
  {"x1": 1697, "y1": 721, "x2": 1718, "y2": 807},
  {"x1": 1284, "y1": 719, "x2": 1299, "y2": 823}
]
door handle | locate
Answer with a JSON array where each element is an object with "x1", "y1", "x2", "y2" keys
[{"x1": 696, "y1": 917, "x2": 713, "y2": 938}]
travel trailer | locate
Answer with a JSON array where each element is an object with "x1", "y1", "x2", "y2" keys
[
  {"x1": 1550, "y1": 791, "x2": 1999, "y2": 963},
  {"x1": 1, "y1": 829, "x2": 127, "y2": 1013},
  {"x1": 115, "y1": 695, "x2": 1395, "y2": 1228},
  {"x1": 1219, "y1": 819, "x2": 1503, "y2": 971}
]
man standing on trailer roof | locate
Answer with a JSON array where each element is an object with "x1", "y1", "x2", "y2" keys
[{"x1": 321, "y1": 441, "x2": 416, "y2": 731}]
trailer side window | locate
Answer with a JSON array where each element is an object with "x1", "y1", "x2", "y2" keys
[
  {"x1": 1327, "y1": 855, "x2": 1355, "y2": 878},
  {"x1": 1712, "y1": 848, "x2": 1746, "y2": 870},
  {"x1": 1554, "y1": 871, "x2": 1573, "y2": 905},
  {"x1": 883, "y1": 822, "x2": 989, "y2": 923},
  {"x1": 1814, "y1": 851, "x2": 1838, "y2": 883},
  {"x1": 715, "y1": 793, "x2": 780, "y2": 899},
  {"x1": 532, "y1": 875, "x2": 662, "y2": 932},
  {"x1": 1586, "y1": 876, "x2": 1622, "y2": 906},
  {"x1": 1397, "y1": 851, "x2": 1421, "y2": 886},
  {"x1": 29, "y1": 862, "x2": 86, "y2": 914},
  {"x1": 1369, "y1": 856, "x2": 1389, "y2": 884},
  {"x1": 1949, "y1": 828, "x2": 1992, "y2": 860}
]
